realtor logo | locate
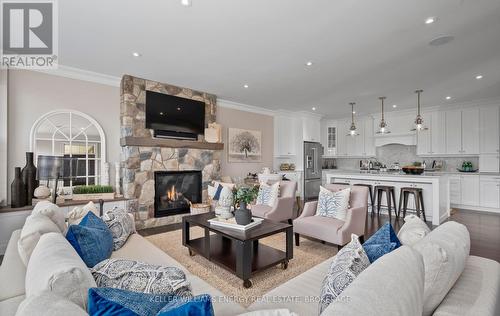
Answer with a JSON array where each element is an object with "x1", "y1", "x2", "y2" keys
[{"x1": 1, "y1": 0, "x2": 58, "y2": 69}]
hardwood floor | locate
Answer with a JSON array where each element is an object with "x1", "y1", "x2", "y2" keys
[
  {"x1": 364, "y1": 209, "x2": 500, "y2": 263},
  {"x1": 139, "y1": 209, "x2": 500, "y2": 263},
  {"x1": 1, "y1": 209, "x2": 494, "y2": 267}
]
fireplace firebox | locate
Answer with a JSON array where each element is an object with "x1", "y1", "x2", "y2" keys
[{"x1": 154, "y1": 170, "x2": 202, "y2": 217}]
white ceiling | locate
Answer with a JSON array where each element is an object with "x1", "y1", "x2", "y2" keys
[{"x1": 58, "y1": 0, "x2": 500, "y2": 118}]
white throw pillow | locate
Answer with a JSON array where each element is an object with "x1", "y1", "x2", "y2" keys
[
  {"x1": 315, "y1": 186, "x2": 350, "y2": 221},
  {"x1": 397, "y1": 215, "x2": 431, "y2": 246},
  {"x1": 16, "y1": 291, "x2": 87, "y2": 316},
  {"x1": 256, "y1": 181, "x2": 280, "y2": 207},
  {"x1": 207, "y1": 184, "x2": 217, "y2": 199},
  {"x1": 213, "y1": 181, "x2": 236, "y2": 189},
  {"x1": 412, "y1": 222, "x2": 470, "y2": 316},
  {"x1": 25, "y1": 232, "x2": 97, "y2": 310},
  {"x1": 67, "y1": 201, "x2": 99, "y2": 225},
  {"x1": 31, "y1": 201, "x2": 66, "y2": 234},
  {"x1": 18, "y1": 214, "x2": 61, "y2": 266}
]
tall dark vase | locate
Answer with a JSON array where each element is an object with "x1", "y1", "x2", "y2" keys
[
  {"x1": 22, "y1": 152, "x2": 38, "y2": 206},
  {"x1": 11, "y1": 167, "x2": 26, "y2": 208}
]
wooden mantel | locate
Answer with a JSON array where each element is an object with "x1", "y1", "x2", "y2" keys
[{"x1": 120, "y1": 137, "x2": 224, "y2": 150}]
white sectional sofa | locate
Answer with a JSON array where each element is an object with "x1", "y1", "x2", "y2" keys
[{"x1": 0, "y1": 215, "x2": 499, "y2": 316}]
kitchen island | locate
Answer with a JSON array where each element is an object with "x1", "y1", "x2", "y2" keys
[{"x1": 325, "y1": 170, "x2": 450, "y2": 225}]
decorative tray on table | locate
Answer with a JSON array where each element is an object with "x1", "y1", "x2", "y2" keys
[{"x1": 208, "y1": 217, "x2": 263, "y2": 231}]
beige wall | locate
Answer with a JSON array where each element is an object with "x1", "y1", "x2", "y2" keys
[
  {"x1": 7, "y1": 70, "x2": 120, "y2": 201},
  {"x1": 4, "y1": 71, "x2": 274, "y2": 202},
  {"x1": 216, "y1": 105, "x2": 274, "y2": 179}
]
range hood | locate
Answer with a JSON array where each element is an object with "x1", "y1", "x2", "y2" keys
[{"x1": 374, "y1": 132, "x2": 416, "y2": 147}]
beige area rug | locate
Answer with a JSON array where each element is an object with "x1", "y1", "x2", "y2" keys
[{"x1": 146, "y1": 227, "x2": 336, "y2": 307}]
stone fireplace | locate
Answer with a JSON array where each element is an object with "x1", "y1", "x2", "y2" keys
[
  {"x1": 120, "y1": 75, "x2": 221, "y2": 230},
  {"x1": 154, "y1": 170, "x2": 202, "y2": 217}
]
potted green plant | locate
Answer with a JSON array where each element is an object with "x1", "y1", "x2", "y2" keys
[
  {"x1": 233, "y1": 185, "x2": 259, "y2": 225},
  {"x1": 72, "y1": 185, "x2": 115, "y2": 200}
]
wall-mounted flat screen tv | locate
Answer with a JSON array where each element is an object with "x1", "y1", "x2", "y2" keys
[{"x1": 145, "y1": 90, "x2": 205, "y2": 140}]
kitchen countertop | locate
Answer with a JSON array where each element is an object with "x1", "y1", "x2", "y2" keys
[{"x1": 323, "y1": 169, "x2": 500, "y2": 176}]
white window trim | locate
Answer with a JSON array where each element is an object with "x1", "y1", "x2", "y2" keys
[
  {"x1": 0, "y1": 69, "x2": 7, "y2": 205},
  {"x1": 29, "y1": 109, "x2": 107, "y2": 187}
]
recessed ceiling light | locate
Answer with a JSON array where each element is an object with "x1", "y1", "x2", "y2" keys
[
  {"x1": 181, "y1": 0, "x2": 192, "y2": 6},
  {"x1": 243, "y1": 84, "x2": 249, "y2": 88},
  {"x1": 392, "y1": 104, "x2": 397, "y2": 108},
  {"x1": 446, "y1": 96, "x2": 451, "y2": 100},
  {"x1": 475, "y1": 75, "x2": 483, "y2": 80},
  {"x1": 352, "y1": 111, "x2": 356, "y2": 114},
  {"x1": 306, "y1": 61, "x2": 313, "y2": 66},
  {"x1": 425, "y1": 17, "x2": 436, "y2": 24},
  {"x1": 312, "y1": 107, "x2": 316, "y2": 111},
  {"x1": 132, "y1": 52, "x2": 141, "y2": 57}
]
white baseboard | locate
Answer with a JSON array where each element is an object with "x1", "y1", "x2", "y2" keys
[{"x1": 451, "y1": 204, "x2": 500, "y2": 215}]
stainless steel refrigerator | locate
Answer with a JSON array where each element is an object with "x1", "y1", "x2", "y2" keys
[{"x1": 303, "y1": 141, "x2": 323, "y2": 201}]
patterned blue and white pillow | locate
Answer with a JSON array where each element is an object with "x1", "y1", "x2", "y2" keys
[
  {"x1": 319, "y1": 234, "x2": 371, "y2": 314},
  {"x1": 315, "y1": 186, "x2": 350, "y2": 221},
  {"x1": 256, "y1": 182, "x2": 280, "y2": 207}
]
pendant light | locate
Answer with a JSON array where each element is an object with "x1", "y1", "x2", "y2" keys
[
  {"x1": 376, "y1": 96, "x2": 390, "y2": 134},
  {"x1": 412, "y1": 89, "x2": 428, "y2": 131},
  {"x1": 347, "y1": 102, "x2": 359, "y2": 136}
]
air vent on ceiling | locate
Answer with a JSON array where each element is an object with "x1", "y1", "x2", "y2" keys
[{"x1": 429, "y1": 36, "x2": 455, "y2": 46}]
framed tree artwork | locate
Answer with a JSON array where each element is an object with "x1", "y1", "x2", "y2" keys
[{"x1": 228, "y1": 128, "x2": 262, "y2": 162}]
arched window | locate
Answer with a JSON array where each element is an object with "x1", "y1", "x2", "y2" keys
[{"x1": 30, "y1": 110, "x2": 106, "y2": 188}]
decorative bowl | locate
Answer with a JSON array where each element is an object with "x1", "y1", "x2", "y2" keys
[{"x1": 402, "y1": 167, "x2": 425, "y2": 175}]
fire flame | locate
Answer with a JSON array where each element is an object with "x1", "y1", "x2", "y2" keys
[{"x1": 167, "y1": 185, "x2": 177, "y2": 201}]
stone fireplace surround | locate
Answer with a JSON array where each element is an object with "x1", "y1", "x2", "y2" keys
[{"x1": 120, "y1": 75, "x2": 221, "y2": 230}]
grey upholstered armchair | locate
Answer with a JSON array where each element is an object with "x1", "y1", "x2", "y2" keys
[
  {"x1": 293, "y1": 184, "x2": 368, "y2": 249},
  {"x1": 251, "y1": 181, "x2": 297, "y2": 223}
]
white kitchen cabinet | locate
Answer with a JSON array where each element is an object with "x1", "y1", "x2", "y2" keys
[
  {"x1": 417, "y1": 112, "x2": 432, "y2": 155},
  {"x1": 417, "y1": 111, "x2": 445, "y2": 156},
  {"x1": 479, "y1": 176, "x2": 500, "y2": 208},
  {"x1": 460, "y1": 175, "x2": 480, "y2": 206},
  {"x1": 449, "y1": 175, "x2": 461, "y2": 205},
  {"x1": 445, "y1": 110, "x2": 463, "y2": 154},
  {"x1": 335, "y1": 119, "x2": 348, "y2": 157},
  {"x1": 329, "y1": 117, "x2": 374, "y2": 158},
  {"x1": 479, "y1": 154, "x2": 500, "y2": 173},
  {"x1": 321, "y1": 120, "x2": 337, "y2": 157},
  {"x1": 274, "y1": 115, "x2": 297, "y2": 157},
  {"x1": 444, "y1": 108, "x2": 479, "y2": 155},
  {"x1": 302, "y1": 116, "x2": 321, "y2": 142},
  {"x1": 480, "y1": 106, "x2": 500, "y2": 154},
  {"x1": 461, "y1": 108, "x2": 480, "y2": 155}
]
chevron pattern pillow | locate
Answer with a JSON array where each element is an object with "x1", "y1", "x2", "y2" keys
[
  {"x1": 256, "y1": 181, "x2": 280, "y2": 207},
  {"x1": 315, "y1": 186, "x2": 351, "y2": 221}
]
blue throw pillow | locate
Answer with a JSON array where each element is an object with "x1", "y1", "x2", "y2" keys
[
  {"x1": 157, "y1": 294, "x2": 214, "y2": 316},
  {"x1": 362, "y1": 222, "x2": 401, "y2": 263},
  {"x1": 66, "y1": 212, "x2": 113, "y2": 267},
  {"x1": 212, "y1": 184, "x2": 223, "y2": 200},
  {"x1": 88, "y1": 288, "x2": 213, "y2": 316}
]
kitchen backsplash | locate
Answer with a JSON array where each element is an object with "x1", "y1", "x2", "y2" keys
[{"x1": 334, "y1": 144, "x2": 479, "y2": 171}]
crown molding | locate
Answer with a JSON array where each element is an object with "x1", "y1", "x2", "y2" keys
[
  {"x1": 34, "y1": 65, "x2": 121, "y2": 87},
  {"x1": 215, "y1": 99, "x2": 277, "y2": 116},
  {"x1": 31, "y1": 65, "x2": 325, "y2": 119}
]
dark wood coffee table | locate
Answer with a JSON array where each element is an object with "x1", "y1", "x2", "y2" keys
[{"x1": 182, "y1": 213, "x2": 293, "y2": 288}]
